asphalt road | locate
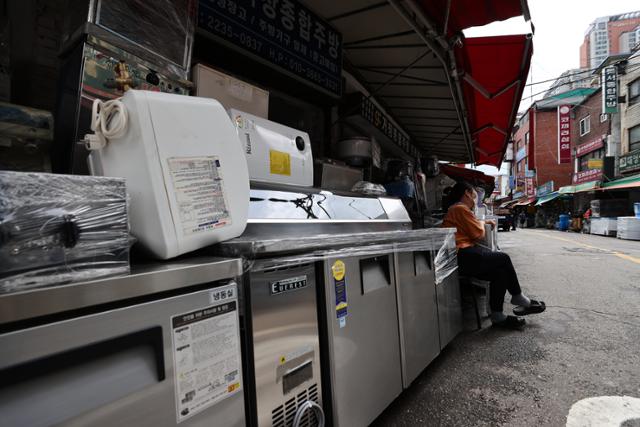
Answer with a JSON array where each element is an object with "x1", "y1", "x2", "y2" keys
[{"x1": 373, "y1": 229, "x2": 640, "y2": 427}]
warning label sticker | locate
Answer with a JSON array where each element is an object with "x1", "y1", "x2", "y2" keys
[
  {"x1": 171, "y1": 284, "x2": 242, "y2": 423},
  {"x1": 269, "y1": 149, "x2": 291, "y2": 176},
  {"x1": 167, "y1": 157, "x2": 232, "y2": 236}
]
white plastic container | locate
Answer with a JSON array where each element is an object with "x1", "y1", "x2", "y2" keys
[
  {"x1": 228, "y1": 108, "x2": 313, "y2": 187},
  {"x1": 88, "y1": 90, "x2": 249, "y2": 259}
]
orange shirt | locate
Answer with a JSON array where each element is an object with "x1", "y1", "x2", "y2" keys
[{"x1": 442, "y1": 203, "x2": 485, "y2": 249}]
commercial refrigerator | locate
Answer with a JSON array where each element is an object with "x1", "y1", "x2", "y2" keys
[
  {"x1": 395, "y1": 249, "x2": 439, "y2": 389},
  {"x1": 218, "y1": 184, "x2": 459, "y2": 426},
  {"x1": 0, "y1": 257, "x2": 246, "y2": 427},
  {"x1": 435, "y1": 262, "x2": 463, "y2": 350}
]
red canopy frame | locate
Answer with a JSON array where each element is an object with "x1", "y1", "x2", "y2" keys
[{"x1": 455, "y1": 34, "x2": 533, "y2": 167}]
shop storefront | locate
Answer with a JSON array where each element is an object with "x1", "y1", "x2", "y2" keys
[{"x1": 0, "y1": 1, "x2": 535, "y2": 427}]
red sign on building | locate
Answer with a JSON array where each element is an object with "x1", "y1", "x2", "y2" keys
[
  {"x1": 557, "y1": 105, "x2": 571, "y2": 164},
  {"x1": 573, "y1": 169, "x2": 602, "y2": 184},
  {"x1": 576, "y1": 136, "x2": 605, "y2": 157},
  {"x1": 525, "y1": 176, "x2": 536, "y2": 196}
]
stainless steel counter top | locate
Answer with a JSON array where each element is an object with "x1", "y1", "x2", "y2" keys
[
  {"x1": 0, "y1": 257, "x2": 243, "y2": 325},
  {"x1": 218, "y1": 227, "x2": 456, "y2": 258}
]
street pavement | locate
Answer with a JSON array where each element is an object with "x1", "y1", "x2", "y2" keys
[{"x1": 373, "y1": 229, "x2": 640, "y2": 426}]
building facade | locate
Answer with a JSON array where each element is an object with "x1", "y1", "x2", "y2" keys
[
  {"x1": 570, "y1": 89, "x2": 611, "y2": 185},
  {"x1": 509, "y1": 104, "x2": 576, "y2": 200},
  {"x1": 580, "y1": 11, "x2": 640, "y2": 70},
  {"x1": 619, "y1": 47, "x2": 640, "y2": 176}
]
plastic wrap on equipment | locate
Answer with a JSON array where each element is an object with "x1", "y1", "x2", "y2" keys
[
  {"x1": 217, "y1": 227, "x2": 458, "y2": 284},
  {"x1": 0, "y1": 171, "x2": 130, "y2": 293}
]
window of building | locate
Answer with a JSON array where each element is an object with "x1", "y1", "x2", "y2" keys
[
  {"x1": 578, "y1": 148, "x2": 605, "y2": 171},
  {"x1": 630, "y1": 125, "x2": 640, "y2": 153},
  {"x1": 629, "y1": 78, "x2": 640, "y2": 106},
  {"x1": 600, "y1": 113, "x2": 608, "y2": 123},
  {"x1": 579, "y1": 116, "x2": 591, "y2": 136}
]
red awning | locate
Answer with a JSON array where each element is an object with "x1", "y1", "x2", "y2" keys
[
  {"x1": 419, "y1": 0, "x2": 530, "y2": 37},
  {"x1": 440, "y1": 164, "x2": 495, "y2": 189},
  {"x1": 515, "y1": 196, "x2": 536, "y2": 206},
  {"x1": 454, "y1": 34, "x2": 533, "y2": 167}
]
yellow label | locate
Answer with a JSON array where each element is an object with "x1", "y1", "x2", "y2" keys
[
  {"x1": 228, "y1": 382, "x2": 240, "y2": 393},
  {"x1": 270, "y1": 149, "x2": 291, "y2": 176},
  {"x1": 280, "y1": 356, "x2": 286, "y2": 365},
  {"x1": 332, "y1": 260, "x2": 346, "y2": 281},
  {"x1": 336, "y1": 302, "x2": 348, "y2": 311},
  {"x1": 588, "y1": 159, "x2": 603, "y2": 169}
]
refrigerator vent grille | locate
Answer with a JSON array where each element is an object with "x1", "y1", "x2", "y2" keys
[
  {"x1": 271, "y1": 383, "x2": 319, "y2": 427},
  {"x1": 262, "y1": 263, "x2": 313, "y2": 274}
]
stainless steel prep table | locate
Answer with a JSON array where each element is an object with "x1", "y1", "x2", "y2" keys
[
  {"x1": 0, "y1": 257, "x2": 247, "y2": 427},
  {"x1": 217, "y1": 185, "x2": 461, "y2": 427}
]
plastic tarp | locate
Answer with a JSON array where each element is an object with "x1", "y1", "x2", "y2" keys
[
  {"x1": 575, "y1": 181, "x2": 600, "y2": 193},
  {"x1": 0, "y1": 171, "x2": 130, "y2": 293},
  {"x1": 559, "y1": 185, "x2": 576, "y2": 194},
  {"x1": 217, "y1": 228, "x2": 459, "y2": 285},
  {"x1": 535, "y1": 192, "x2": 560, "y2": 206},
  {"x1": 515, "y1": 196, "x2": 536, "y2": 206},
  {"x1": 601, "y1": 174, "x2": 640, "y2": 191},
  {"x1": 454, "y1": 34, "x2": 533, "y2": 167}
]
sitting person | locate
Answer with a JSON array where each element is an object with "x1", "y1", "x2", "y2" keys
[{"x1": 442, "y1": 182, "x2": 545, "y2": 329}]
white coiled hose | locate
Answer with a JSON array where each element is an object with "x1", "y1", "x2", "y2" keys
[
  {"x1": 293, "y1": 400, "x2": 325, "y2": 427},
  {"x1": 84, "y1": 98, "x2": 128, "y2": 150}
]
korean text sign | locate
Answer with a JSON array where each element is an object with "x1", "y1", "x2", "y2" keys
[
  {"x1": 602, "y1": 66, "x2": 618, "y2": 114},
  {"x1": 198, "y1": 0, "x2": 343, "y2": 97},
  {"x1": 557, "y1": 105, "x2": 571, "y2": 164}
]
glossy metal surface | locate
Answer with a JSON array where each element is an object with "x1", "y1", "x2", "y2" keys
[
  {"x1": 0, "y1": 257, "x2": 242, "y2": 324},
  {"x1": 248, "y1": 264, "x2": 322, "y2": 427},
  {"x1": 395, "y1": 251, "x2": 440, "y2": 388},
  {"x1": 0, "y1": 285, "x2": 245, "y2": 426},
  {"x1": 435, "y1": 268, "x2": 463, "y2": 350},
  {"x1": 322, "y1": 255, "x2": 403, "y2": 427},
  {"x1": 249, "y1": 188, "x2": 390, "y2": 220}
]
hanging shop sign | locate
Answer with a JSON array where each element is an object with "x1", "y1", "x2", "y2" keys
[
  {"x1": 576, "y1": 136, "x2": 605, "y2": 157},
  {"x1": 587, "y1": 159, "x2": 604, "y2": 169},
  {"x1": 602, "y1": 66, "x2": 618, "y2": 114},
  {"x1": 197, "y1": 0, "x2": 343, "y2": 97},
  {"x1": 537, "y1": 181, "x2": 554, "y2": 197},
  {"x1": 557, "y1": 105, "x2": 571, "y2": 164},
  {"x1": 358, "y1": 95, "x2": 418, "y2": 158},
  {"x1": 619, "y1": 150, "x2": 640, "y2": 174},
  {"x1": 573, "y1": 169, "x2": 602, "y2": 184},
  {"x1": 525, "y1": 176, "x2": 536, "y2": 197}
]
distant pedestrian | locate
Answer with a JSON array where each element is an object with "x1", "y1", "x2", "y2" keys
[{"x1": 519, "y1": 211, "x2": 526, "y2": 228}]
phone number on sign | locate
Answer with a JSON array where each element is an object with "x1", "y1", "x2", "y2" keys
[{"x1": 204, "y1": 16, "x2": 263, "y2": 51}]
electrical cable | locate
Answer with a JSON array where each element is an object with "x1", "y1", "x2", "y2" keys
[
  {"x1": 521, "y1": 62, "x2": 640, "y2": 102},
  {"x1": 84, "y1": 98, "x2": 129, "y2": 150}
]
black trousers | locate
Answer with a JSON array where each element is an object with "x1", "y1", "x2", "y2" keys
[{"x1": 457, "y1": 246, "x2": 523, "y2": 313}]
